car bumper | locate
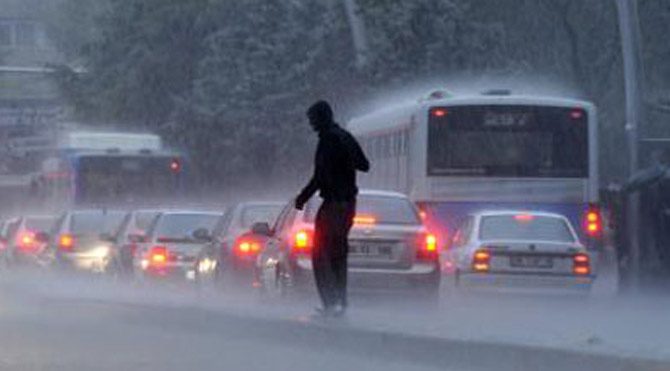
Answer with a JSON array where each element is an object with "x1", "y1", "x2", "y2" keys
[
  {"x1": 293, "y1": 258, "x2": 440, "y2": 292},
  {"x1": 58, "y1": 253, "x2": 110, "y2": 273},
  {"x1": 458, "y1": 272, "x2": 594, "y2": 293},
  {"x1": 135, "y1": 259, "x2": 216, "y2": 282}
]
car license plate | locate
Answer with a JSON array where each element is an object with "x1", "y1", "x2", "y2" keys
[
  {"x1": 509, "y1": 255, "x2": 553, "y2": 268},
  {"x1": 350, "y1": 243, "x2": 393, "y2": 259}
]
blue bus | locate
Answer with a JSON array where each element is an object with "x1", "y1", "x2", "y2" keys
[{"x1": 33, "y1": 132, "x2": 187, "y2": 209}]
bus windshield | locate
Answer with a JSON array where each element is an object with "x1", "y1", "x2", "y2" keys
[{"x1": 427, "y1": 105, "x2": 588, "y2": 178}]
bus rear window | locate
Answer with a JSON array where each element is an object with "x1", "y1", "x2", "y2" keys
[{"x1": 427, "y1": 105, "x2": 588, "y2": 178}]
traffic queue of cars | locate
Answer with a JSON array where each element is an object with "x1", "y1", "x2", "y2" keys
[{"x1": 0, "y1": 190, "x2": 597, "y2": 298}]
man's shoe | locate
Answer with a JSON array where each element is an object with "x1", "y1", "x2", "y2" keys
[
  {"x1": 315, "y1": 306, "x2": 333, "y2": 317},
  {"x1": 331, "y1": 304, "x2": 346, "y2": 317}
]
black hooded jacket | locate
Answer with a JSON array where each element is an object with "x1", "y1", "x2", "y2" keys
[{"x1": 297, "y1": 123, "x2": 370, "y2": 204}]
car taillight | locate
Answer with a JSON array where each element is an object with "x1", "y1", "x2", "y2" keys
[
  {"x1": 149, "y1": 246, "x2": 169, "y2": 266},
  {"x1": 18, "y1": 232, "x2": 35, "y2": 249},
  {"x1": 293, "y1": 229, "x2": 313, "y2": 254},
  {"x1": 234, "y1": 237, "x2": 262, "y2": 257},
  {"x1": 353, "y1": 215, "x2": 376, "y2": 225},
  {"x1": 472, "y1": 249, "x2": 491, "y2": 272},
  {"x1": 417, "y1": 233, "x2": 438, "y2": 260},
  {"x1": 58, "y1": 234, "x2": 75, "y2": 251},
  {"x1": 583, "y1": 205, "x2": 602, "y2": 238},
  {"x1": 573, "y1": 253, "x2": 591, "y2": 275}
]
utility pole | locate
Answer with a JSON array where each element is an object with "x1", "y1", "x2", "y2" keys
[
  {"x1": 343, "y1": 0, "x2": 369, "y2": 70},
  {"x1": 616, "y1": 0, "x2": 643, "y2": 288}
]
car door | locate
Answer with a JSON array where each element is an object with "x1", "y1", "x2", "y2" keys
[
  {"x1": 451, "y1": 216, "x2": 474, "y2": 269},
  {"x1": 262, "y1": 203, "x2": 295, "y2": 260}
]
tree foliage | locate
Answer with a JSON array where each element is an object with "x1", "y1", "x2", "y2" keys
[{"x1": 51, "y1": 0, "x2": 670, "y2": 190}]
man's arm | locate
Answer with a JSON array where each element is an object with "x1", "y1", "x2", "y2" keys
[
  {"x1": 295, "y1": 137, "x2": 335, "y2": 209},
  {"x1": 342, "y1": 132, "x2": 369, "y2": 172},
  {"x1": 295, "y1": 175, "x2": 318, "y2": 210}
]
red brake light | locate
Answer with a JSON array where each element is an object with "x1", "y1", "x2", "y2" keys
[
  {"x1": 353, "y1": 215, "x2": 376, "y2": 225},
  {"x1": 19, "y1": 232, "x2": 35, "y2": 247},
  {"x1": 432, "y1": 108, "x2": 447, "y2": 117},
  {"x1": 293, "y1": 229, "x2": 313, "y2": 254},
  {"x1": 234, "y1": 237, "x2": 262, "y2": 257},
  {"x1": 425, "y1": 234, "x2": 437, "y2": 252},
  {"x1": 58, "y1": 234, "x2": 74, "y2": 250},
  {"x1": 583, "y1": 206, "x2": 602, "y2": 238},
  {"x1": 570, "y1": 108, "x2": 584, "y2": 120},
  {"x1": 416, "y1": 232, "x2": 438, "y2": 261},
  {"x1": 169, "y1": 158, "x2": 181, "y2": 173},
  {"x1": 472, "y1": 249, "x2": 491, "y2": 272},
  {"x1": 514, "y1": 214, "x2": 535, "y2": 222},
  {"x1": 573, "y1": 253, "x2": 591, "y2": 275},
  {"x1": 149, "y1": 246, "x2": 168, "y2": 266}
]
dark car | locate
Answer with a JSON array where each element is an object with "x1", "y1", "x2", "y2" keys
[
  {"x1": 251, "y1": 190, "x2": 441, "y2": 299},
  {"x1": 49, "y1": 209, "x2": 127, "y2": 273},
  {"x1": 132, "y1": 211, "x2": 223, "y2": 286},
  {"x1": 211, "y1": 202, "x2": 283, "y2": 288},
  {"x1": 5, "y1": 215, "x2": 55, "y2": 267},
  {"x1": 106, "y1": 209, "x2": 162, "y2": 278}
]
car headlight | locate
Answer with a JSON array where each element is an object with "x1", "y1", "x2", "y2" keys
[
  {"x1": 86, "y1": 246, "x2": 111, "y2": 259},
  {"x1": 198, "y1": 258, "x2": 216, "y2": 273}
]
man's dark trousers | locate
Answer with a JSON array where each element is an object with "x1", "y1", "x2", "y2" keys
[{"x1": 312, "y1": 200, "x2": 356, "y2": 309}]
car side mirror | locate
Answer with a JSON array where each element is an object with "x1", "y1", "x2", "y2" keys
[
  {"x1": 251, "y1": 222, "x2": 272, "y2": 237},
  {"x1": 128, "y1": 233, "x2": 146, "y2": 243},
  {"x1": 35, "y1": 232, "x2": 50, "y2": 243},
  {"x1": 192, "y1": 228, "x2": 212, "y2": 242}
]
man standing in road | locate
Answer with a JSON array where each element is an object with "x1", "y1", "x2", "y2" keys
[{"x1": 295, "y1": 100, "x2": 370, "y2": 317}]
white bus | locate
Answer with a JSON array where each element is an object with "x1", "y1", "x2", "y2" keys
[{"x1": 347, "y1": 90, "x2": 602, "y2": 249}]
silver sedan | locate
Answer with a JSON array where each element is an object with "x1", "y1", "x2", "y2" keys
[{"x1": 447, "y1": 210, "x2": 594, "y2": 293}]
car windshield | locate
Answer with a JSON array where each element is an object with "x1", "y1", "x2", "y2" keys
[
  {"x1": 134, "y1": 211, "x2": 159, "y2": 232},
  {"x1": 240, "y1": 205, "x2": 282, "y2": 229},
  {"x1": 24, "y1": 216, "x2": 55, "y2": 231},
  {"x1": 479, "y1": 215, "x2": 576, "y2": 243},
  {"x1": 71, "y1": 211, "x2": 126, "y2": 235},
  {"x1": 152, "y1": 213, "x2": 220, "y2": 240}
]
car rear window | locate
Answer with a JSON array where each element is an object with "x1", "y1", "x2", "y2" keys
[
  {"x1": 152, "y1": 213, "x2": 220, "y2": 240},
  {"x1": 134, "y1": 211, "x2": 159, "y2": 231},
  {"x1": 479, "y1": 215, "x2": 575, "y2": 243},
  {"x1": 71, "y1": 211, "x2": 126, "y2": 234},
  {"x1": 25, "y1": 217, "x2": 55, "y2": 231},
  {"x1": 240, "y1": 205, "x2": 282, "y2": 229},
  {"x1": 306, "y1": 195, "x2": 420, "y2": 225}
]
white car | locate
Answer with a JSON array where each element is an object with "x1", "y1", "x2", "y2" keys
[
  {"x1": 447, "y1": 210, "x2": 594, "y2": 293},
  {"x1": 253, "y1": 190, "x2": 441, "y2": 298}
]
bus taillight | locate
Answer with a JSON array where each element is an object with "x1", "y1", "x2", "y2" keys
[
  {"x1": 169, "y1": 158, "x2": 181, "y2": 173},
  {"x1": 583, "y1": 206, "x2": 602, "y2": 238}
]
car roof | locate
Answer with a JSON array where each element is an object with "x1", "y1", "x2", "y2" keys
[
  {"x1": 68, "y1": 209, "x2": 128, "y2": 215},
  {"x1": 471, "y1": 210, "x2": 570, "y2": 220},
  {"x1": 237, "y1": 201, "x2": 285, "y2": 208},
  {"x1": 358, "y1": 189, "x2": 409, "y2": 198},
  {"x1": 158, "y1": 211, "x2": 223, "y2": 217}
]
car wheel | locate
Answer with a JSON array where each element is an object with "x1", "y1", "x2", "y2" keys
[{"x1": 259, "y1": 261, "x2": 287, "y2": 300}]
